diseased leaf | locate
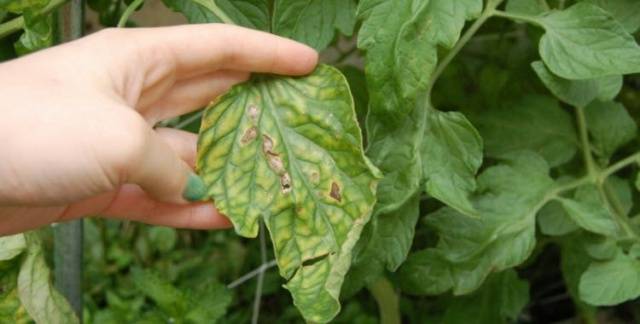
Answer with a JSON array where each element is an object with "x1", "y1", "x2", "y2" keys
[
  {"x1": 584, "y1": 100, "x2": 637, "y2": 159},
  {"x1": 272, "y1": 0, "x2": 356, "y2": 51},
  {"x1": 531, "y1": 60, "x2": 621, "y2": 108},
  {"x1": 17, "y1": 233, "x2": 78, "y2": 324},
  {"x1": 196, "y1": 65, "x2": 379, "y2": 323},
  {"x1": 400, "y1": 151, "x2": 552, "y2": 295},
  {"x1": 537, "y1": 200, "x2": 578, "y2": 236},
  {"x1": 579, "y1": 252, "x2": 640, "y2": 306},
  {"x1": 442, "y1": 270, "x2": 529, "y2": 324},
  {"x1": 162, "y1": 0, "x2": 269, "y2": 28},
  {"x1": 0, "y1": 234, "x2": 26, "y2": 261},
  {"x1": 422, "y1": 110, "x2": 482, "y2": 215},
  {"x1": 469, "y1": 95, "x2": 578, "y2": 167},
  {"x1": 536, "y1": 3, "x2": 640, "y2": 79},
  {"x1": 582, "y1": 0, "x2": 640, "y2": 33},
  {"x1": 557, "y1": 185, "x2": 620, "y2": 237}
]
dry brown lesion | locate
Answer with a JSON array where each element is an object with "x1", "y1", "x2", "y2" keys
[
  {"x1": 329, "y1": 182, "x2": 341, "y2": 202},
  {"x1": 240, "y1": 126, "x2": 258, "y2": 145},
  {"x1": 262, "y1": 134, "x2": 292, "y2": 194}
]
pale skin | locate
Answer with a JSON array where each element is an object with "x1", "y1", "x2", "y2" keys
[{"x1": 0, "y1": 24, "x2": 318, "y2": 235}]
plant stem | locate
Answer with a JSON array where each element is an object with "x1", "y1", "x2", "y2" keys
[
  {"x1": 226, "y1": 259, "x2": 277, "y2": 289},
  {"x1": 117, "y1": 0, "x2": 144, "y2": 28},
  {"x1": 368, "y1": 277, "x2": 401, "y2": 324},
  {"x1": 251, "y1": 221, "x2": 268, "y2": 324},
  {"x1": 600, "y1": 152, "x2": 640, "y2": 180},
  {"x1": 575, "y1": 106, "x2": 598, "y2": 179},
  {"x1": 0, "y1": 0, "x2": 68, "y2": 39},
  {"x1": 427, "y1": 2, "x2": 499, "y2": 94},
  {"x1": 492, "y1": 10, "x2": 543, "y2": 26}
]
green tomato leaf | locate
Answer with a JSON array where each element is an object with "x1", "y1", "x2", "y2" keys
[
  {"x1": 0, "y1": 234, "x2": 26, "y2": 261},
  {"x1": 358, "y1": 0, "x2": 481, "y2": 120},
  {"x1": 147, "y1": 227, "x2": 177, "y2": 253},
  {"x1": 506, "y1": 0, "x2": 547, "y2": 16},
  {"x1": 272, "y1": 0, "x2": 356, "y2": 51},
  {"x1": 557, "y1": 185, "x2": 620, "y2": 237},
  {"x1": 442, "y1": 270, "x2": 529, "y2": 324},
  {"x1": 560, "y1": 236, "x2": 598, "y2": 318},
  {"x1": 531, "y1": 60, "x2": 622, "y2": 108},
  {"x1": 582, "y1": 0, "x2": 640, "y2": 33},
  {"x1": 196, "y1": 65, "x2": 379, "y2": 323},
  {"x1": 131, "y1": 268, "x2": 186, "y2": 316},
  {"x1": 344, "y1": 194, "x2": 420, "y2": 296},
  {"x1": 537, "y1": 200, "x2": 579, "y2": 236},
  {"x1": 185, "y1": 282, "x2": 231, "y2": 323},
  {"x1": 400, "y1": 151, "x2": 552, "y2": 295},
  {"x1": 162, "y1": 0, "x2": 269, "y2": 28},
  {"x1": 469, "y1": 95, "x2": 578, "y2": 167},
  {"x1": 579, "y1": 252, "x2": 640, "y2": 306},
  {"x1": 536, "y1": 3, "x2": 640, "y2": 79},
  {"x1": 0, "y1": 0, "x2": 47, "y2": 13},
  {"x1": 422, "y1": 110, "x2": 482, "y2": 215},
  {"x1": 584, "y1": 100, "x2": 637, "y2": 159},
  {"x1": 17, "y1": 233, "x2": 78, "y2": 324},
  {"x1": 14, "y1": 11, "x2": 54, "y2": 55}
]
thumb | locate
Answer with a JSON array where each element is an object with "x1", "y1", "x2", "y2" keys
[{"x1": 128, "y1": 128, "x2": 207, "y2": 204}]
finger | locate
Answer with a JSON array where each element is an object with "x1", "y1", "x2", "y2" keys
[
  {"x1": 57, "y1": 185, "x2": 231, "y2": 229},
  {"x1": 154, "y1": 128, "x2": 198, "y2": 168},
  {"x1": 139, "y1": 70, "x2": 249, "y2": 123},
  {"x1": 128, "y1": 126, "x2": 205, "y2": 204},
  {"x1": 100, "y1": 24, "x2": 318, "y2": 79}
]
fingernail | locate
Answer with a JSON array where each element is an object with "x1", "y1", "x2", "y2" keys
[{"x1": 182, "y1": 173, "x2": 207, "y2": 202}]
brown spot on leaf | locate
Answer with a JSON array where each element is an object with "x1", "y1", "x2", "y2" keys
[
  {"x1": 310, "y1": 172, "x2": 320, "y2": 184},
  {"x1": 240, "y1": 126, "x2": 257, "y2": 144},
  {"x1": 262, "y1": 135, "x2": 274, "y2": 153},
  {"x1": 281, "y1": 173, "x2": 292, "y2": 194},
  {"x1": 330, "y1": 182, "x2": 341, "y2": 202},
  {"x1": 248, "y1": 104, "x2": 259, "y2": 122}
]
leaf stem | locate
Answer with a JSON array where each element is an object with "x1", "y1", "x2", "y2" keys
[
  {"x1": 117, "y1": 0, "x2": 145, "y2": 28},
  {"x1": 575, "y1": 106, "x2": 598, "y2": 180},
  {"x1": 367, "y1": 277, "x2": 401, "y2": 324},
  {"x1": 251, "y1": 221, "x2": 268, "y2": 324},
  {"x1": 427, "y1": 1, "x2": 500, "y2": 94},
  {"x1": 0, "y1": 0, "x2": 68, "y2": 39},
  {"x1": 226, "y1": 259, "x2": 277, "y2": 289},
  {"x1": 600, "y1": 152, "x2": 640, "y2": 181},
  {"x1": 491, "y1": 10, "x2": 543, "y2": 26}
]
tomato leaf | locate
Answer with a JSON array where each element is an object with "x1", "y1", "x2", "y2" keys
[
  {"x1": 584, "y1": 100, "x2": 637, "y2": 159},
  {"x1": 579, "y1": 252, "x2": 640, "y2": 306},
  {"x1": 196, "y1": 65, "x2": 380, "y2": 323}
]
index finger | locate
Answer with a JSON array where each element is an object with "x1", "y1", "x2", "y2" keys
[{"x1": 101, "y1": 24, "x2": 319, "y2": 78}]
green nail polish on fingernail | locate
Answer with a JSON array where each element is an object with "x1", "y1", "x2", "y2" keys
[{"x1": 183, "y1": 173, "x2": 207, "y2": 202}]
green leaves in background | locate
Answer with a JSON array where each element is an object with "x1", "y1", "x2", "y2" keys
[
  {"x1": 441, "y1": 270, "x2": 529, "y2": 324},
  {"x1": 272, "y1": 0, "x2": 356, "y2": 51},
  {"x1": 470, "y1": 95, "x2": 577, "y2": 167},
  {"x1": 531, "y1": 61, "x2": 622, "y2": 108},
  {"x1": 557, "y1": 185, "x2": 620, "y2": 237},
  {"x1": 400, "y1": 152, "x2": 553, "y2": 295},
  {"x1": 422, "y1": 110, "x2": 482, "y2": 215},
  {"x1": 535, "y1": 3, "x2": 640, "y2": 79},
  {"x1": 583, "y1": 0, "x2": 640, "y2": 33},
  {"x1": 196, "y1": 65, "x2": 379, "y2": 323},
  {"x1": 14, "y1": 11, "x2": 53, "y2": 55},
  {"x1": 579, "y1": 251, "x2": 640, "y2": 306},
  {"x1": 162, "y1": 0, "x2": 356, "y2": 51},
  {"x1": 584, "y1": 100, "x2": 637, "y2": 160},
  {"x1": 358, "y1": 0, "x2": 481, "y2": 120},
  {"x1": 131, "y1": 268, "x2": 231, "y2": 322}
]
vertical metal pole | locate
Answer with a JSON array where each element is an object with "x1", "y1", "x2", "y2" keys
[{"x1": 54, "y1": 0, "x2": 84, "y2": 320}]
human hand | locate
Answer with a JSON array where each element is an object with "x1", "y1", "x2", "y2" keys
[{"x1": 0, "y1": 24, "x2": 318, "y2": 235}]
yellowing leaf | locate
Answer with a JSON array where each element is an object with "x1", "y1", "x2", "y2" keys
[{"x1": 196, "y1": 65, "x2": 380, "y2": 323}]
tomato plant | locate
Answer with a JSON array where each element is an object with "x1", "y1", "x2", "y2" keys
[{"x1": 2, "y1": 0, "x2": 640, "y2": 323}]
